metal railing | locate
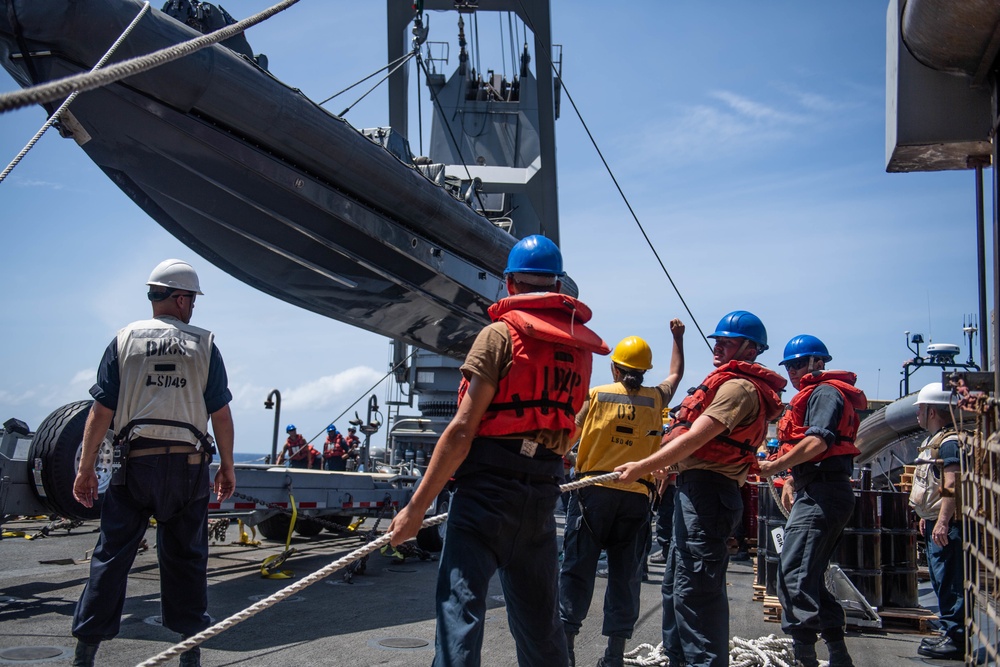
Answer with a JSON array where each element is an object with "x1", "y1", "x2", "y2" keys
[{"x1": 960, "y1": 408, "x2": 1000, "y2": 665}]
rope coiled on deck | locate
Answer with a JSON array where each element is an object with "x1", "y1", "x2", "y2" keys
[{"x1": 624, "y1": 634, "x2": 799, "y2": 666}]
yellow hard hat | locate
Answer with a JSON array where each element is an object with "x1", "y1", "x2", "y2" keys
[{"x1": 611, "y1": 336, "x2": 653, "y2": 371}]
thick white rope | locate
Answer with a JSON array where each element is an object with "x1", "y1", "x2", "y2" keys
[
  {"x1": 624, "y1": 635, "x2": 799, "y2": 667},
  {"x1": 138, "y1": 471, "x2": 799, "y2": 666},
  {"x1": 0, "y1": 3, "x2": 151, "y2": 183},
  {"x1": 136, "y1": 472, "x2": 622, "y2": 666},
  {"x1": 135, "y1": 513, "x2": 447, "y2": 667},
  {"x1": 0, "y1": 0, "x2": 301, "y2": 115}
]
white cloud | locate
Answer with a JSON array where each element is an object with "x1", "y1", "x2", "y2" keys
[
  {"x1": 234, "y1": 365, "x2": 385, "y2": 413},
  {"x1": 10, "y1": 177, "x2": 65, "y2": 190},
  {"x1": 709, "y1": 90, "x2": 806, "y2": 124}
]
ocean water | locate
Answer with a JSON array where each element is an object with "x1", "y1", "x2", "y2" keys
[{"x1": 233, "y1": 452, "x2": 271, "y2": 464}]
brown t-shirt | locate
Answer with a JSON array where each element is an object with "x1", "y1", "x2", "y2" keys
[
  {"x1": 676, "y1": 377, "x2": 760, "y2": 484},
  {"x1": 461, "y1": 322, "x2": 576, "y2": 454}
]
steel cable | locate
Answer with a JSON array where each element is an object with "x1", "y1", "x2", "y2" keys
[{"x1": 511, "y1": 0, "x2": 712, "y2": 352}]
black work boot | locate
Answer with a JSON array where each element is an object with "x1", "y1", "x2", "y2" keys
[
  {"x1": 825, "y1": 638, "x2": 855, "y2": 667},
  {"x1": 179, "y1": 646, "x2": 201, "y2": 667},
  {"x1": 71, "y1": 640, "x2": 99, "y2": 667},
  {"x1": 596, "y1": 635, "x2": 627, "y2": 667},
  {"x1": 565, "y1": 631, "x2": 576, "y2": 667},
  {"x1": 792, "y1": 639, "x2": 819, "y2": 667}
]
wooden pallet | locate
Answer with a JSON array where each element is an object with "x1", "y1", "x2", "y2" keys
[
  {"x1": 763, "y1": 595, "x2": 782, "y2": 623},
  {"x1": 877, "y1": 607, "x2": 938, "y2": 634},
  {"x1": 752, "y1": 584, "x2": 767, "y2": 602}
]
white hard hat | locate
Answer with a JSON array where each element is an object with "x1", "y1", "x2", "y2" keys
[
  {"x1": 146, "y1": 259, "x2": 203, "y2": 295},
  {"x1": 915, "y1": 382, "x2": 953, "y2": 407}
]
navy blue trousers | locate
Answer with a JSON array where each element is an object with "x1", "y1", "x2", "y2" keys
[
  {"x1": 655, "y1": 484, "x2": 676, "y2": 551},
  {"x1": 73, "y1": 454, "x2": 211, "y2": 643},
  {"x1": 776, "y1": 479, "x2": 855, "y2": 641},
  {"x1": 923, "y1": 519, "x2": 965, "y2": 641},
  {"x1": 434, "y1": 470, "x2": 568, "y2": 667},
  {"x1": 559, "y1": 485, "x2": 650, "y2": 638},
  {"x1": 662, "y1": 470, "x2": 742, "y2": 667}
]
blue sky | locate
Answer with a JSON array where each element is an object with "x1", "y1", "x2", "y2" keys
[{"x1": 0, "y1": 1, "x2": 989, "y2": 453}]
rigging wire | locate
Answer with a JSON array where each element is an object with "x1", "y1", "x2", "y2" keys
[
  {"x1": 507, "y1": 13, "x2": 518, "y2": 82},
  {"x1": 473, "y1": 12, "x2": 481, "y2": 78},
  {"x1": 512, "y1": 0, "x2": 712, "y2": 353},
  {"x1": 498, "y1": 14, "x2": 506, "y2": 80},
  {"x1": 416, "y1": 52, "x2": 489, "y2": 215},
  {"x1": 304, "y1": 345, "x2": 419, "y2": 446},
  {"x1": 417, "y1": 50, "x2": 424, "y2": 156},
  {"x1": 336, "y1": 50, "x2": 416, "y2": 118},
  {"x1": 317, "y1": 49, "x2": 417, "y2": 107}
]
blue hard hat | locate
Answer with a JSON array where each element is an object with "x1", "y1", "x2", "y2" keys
[
  {"x1": 780, "y1": 334, "x2": 832, "y2": 366},
  {"x1": 504, "y1": 235, "x2": 564, "y2": 276},
  {"x1": 708, "y1": 310, "x2": 768, "y2": 350},
  {"x1": 286, "y1": 424, "x2": 296, "y2": 432},
  {"x1": 327, "y1": 424, "x2": 338, "y2": 434}
]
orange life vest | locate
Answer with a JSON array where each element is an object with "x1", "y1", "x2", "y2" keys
[
  {"x1": 324, "y1": 433, "x2": 347, "y2": 459},
  {"x1": 665, "y1": 360, "x2": 786, "y2": 466},
  {"x1": 458, "y1": 292, "x2": 609, "y2": 438},
  {"x1": 285, "y1": 434, "x2": 310, "y2": 460},
  {"x1": 776, "y1": 370, "x2": 867, "y2": 461}
]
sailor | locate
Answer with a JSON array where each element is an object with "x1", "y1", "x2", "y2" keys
[
  {"x1": 70, "y1": 259, "x2": 235, "y2": 667},
  {"x1": 388, "y1": 235, "x2": 609, "y2": 667},
  {"x1": 907, "y1": 382, "x2": 966, "y2": 661},
  {"x1": 616, "y1": 310, "x2": 785, "y2": 667},
  {"x1": 323, "y1": 424, "x2": 349, "y2": 471},
  {"x1": 559, "y1": 325, "x2": 685, "y2": 667},
  {"x1": 344, "y1": 426, "x2": 361, "y2": 470},
  {"x1": 277, "y1": 424, "x2": 312, "y2": 468},
  {"x1": 757, "y1": 335, "x2": 867, "y2": 667}
]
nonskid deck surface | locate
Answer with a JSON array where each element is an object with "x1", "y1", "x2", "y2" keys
[{"x1": 0, "y1": 517, "x2": 930, "y2": 666}]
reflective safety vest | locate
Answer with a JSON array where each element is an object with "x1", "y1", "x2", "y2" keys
[
  {"x1": 665, "y1": 360, "x2": 785, "y2": 466},
  {"x1": 776, "y1": 370, "x2": 866, "y2": 461},
  {"x1": 576, "y1": 382, "x2": 665, "y2": 495},
  {"x1": 113, "y1": 316, "x2": 212, "y2": 447},
  {"x1": 909, "y1": 428, "x2": 963, "y2": 520},
  {"x1": 458, "y1": 292, "x2": 609, "y2": 439}
]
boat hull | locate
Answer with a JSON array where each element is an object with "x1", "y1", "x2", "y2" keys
[{"x1": 0, "y1": 0, "x2": 579, "y2": 356}]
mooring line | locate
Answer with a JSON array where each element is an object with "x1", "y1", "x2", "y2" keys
[
  {"x1": 135, "y1": 472, "x2": 622, "y2": 666},
  {"x1": 0, "y1": 0, "x2": 301, "y2": 114}
]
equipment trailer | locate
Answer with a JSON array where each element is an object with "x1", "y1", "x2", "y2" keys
[{"x1": 1, "y1": 401, "x2": 423, "y2": 544}]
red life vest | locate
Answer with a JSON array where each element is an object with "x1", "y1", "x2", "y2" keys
[
  {"x1": 665, "y1": 360, "x2": 786, "y2": 466},
  {"x1": 776, "y1": 370, "x2": 867, "y2": 461},
  {"x1": 457, "y1": 292, "x2": 609, "y2": 438}
]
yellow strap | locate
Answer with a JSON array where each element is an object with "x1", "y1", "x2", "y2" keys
[
  {"x1": 260, "y1": 549, "x2": 296, "y2": 579},
  {"x1": 260, "y1": 492, "x2": 298, "y2": 578},
  {"x1": 237, "y1": 519, "x2": 260, "y2": 547}
]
